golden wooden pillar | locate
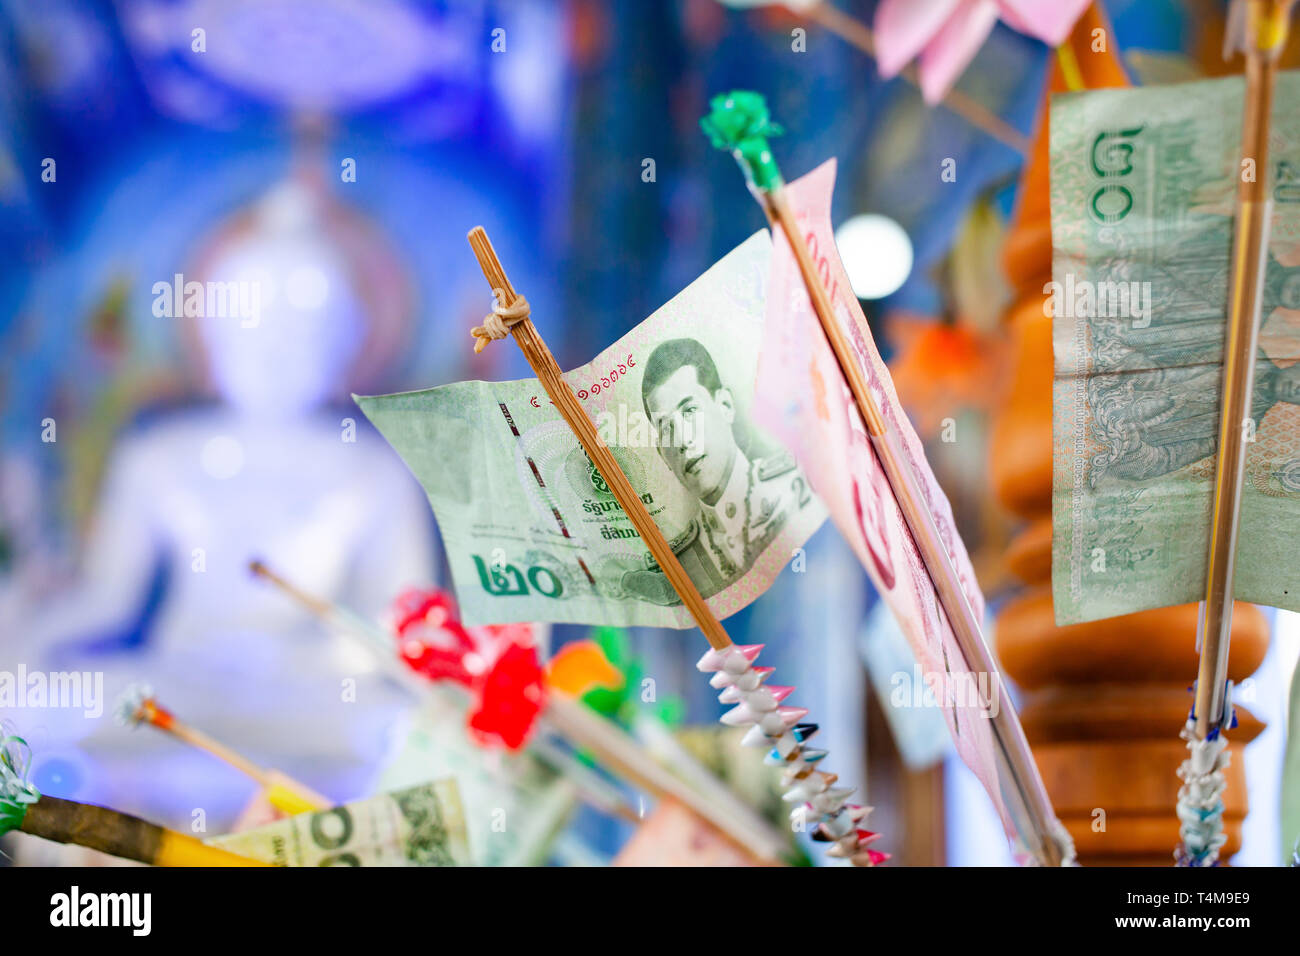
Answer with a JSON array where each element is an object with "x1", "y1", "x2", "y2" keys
[{"x1": 989, "y1": 7, "x2": 1270, "y2": 865}]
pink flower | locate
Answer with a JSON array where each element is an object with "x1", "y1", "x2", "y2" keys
[{"x1": 874, "y1": 0, "x2": 1092, "y2": 103}]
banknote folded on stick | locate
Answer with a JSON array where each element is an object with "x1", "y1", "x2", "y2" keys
[
  {"x1": 1051, "y1": 72, "x2": 1300, "y2": 626},
  {"x1": 751, "y1": 160, "x2": 1011, "y2": 842},
  {"x1": 358, "y1": 234, "x2": 826, "y2": 630},
  {"x1": 357, "y1": 168, "x2": 1031, "y2": 847}
]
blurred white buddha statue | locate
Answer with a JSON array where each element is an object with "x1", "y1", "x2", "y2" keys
[{"x1": 15, "y1": 175, "x2": 434, "y2": 833}]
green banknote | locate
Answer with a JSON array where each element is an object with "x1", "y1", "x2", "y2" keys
[
  {"x1": 1051, "y1": 72, "x2": 1300, "y2": 625},
  {"x1": 376, "y1": 694, "x2": 577, "y2": 867},
  {"x1": 358, "y1": 232, "x2": 826, "y2": 628},
  {"x1": 1282, "y1": 655, "x2": 1300, "y2": 864},
  {"x1": 207, "y1": 780, "x2": 469, "y2": 866}
]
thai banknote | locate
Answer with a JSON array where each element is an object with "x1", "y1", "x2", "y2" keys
[
  {"x1": 612, "y1": 798, "x2": 771, "y2": 867},
  {"x1": 358, "y1": 234, "x2": 825, "y2": 629},
  {"x1": 1051, "y1": 72, "x2": 1300, "y2": 625},
  {"x1": 207, "y1": 779, "x2": 469, "y2": 866},
  {"x1": 752, "y1": 160, "x2": 1007, "y2": 837},
  {"x1": 375, "y1": 693, "x2": 577, "y2": 867},
  {"x1": 1283, "y1": 655, "x2": 1300, "y2": 863}
]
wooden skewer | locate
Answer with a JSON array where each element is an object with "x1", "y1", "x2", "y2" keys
[
  {"x1": 527, "y1": 729, "x2": 643, "y2": 826},
  {"x1": 247, "y1": 559, "x2": 790, "y2": 852},
  {"x1": 466, "y1": 229, "x2": 836, "y2": 862},
  {"x1": 701, "y1": 83, "x2": 1062, "y2": 863},
  {"x1": 126, "y1": 692, "x2": 330, "y2": 815},
  {"x1": 1192, "y1": 0, "x2": 1295, "y2": 738},
  {"x1": 544, "y1": 694, "x2": 788, "y2": 862},
  {"x1": 155, "y1": 709, "x2": 267, "y2": 783},
  {"x1": 800, "y1": 1, "x2": 1032, "y2": 155},
  {"x1": 250, "y1": 559, "x2": 335, "y2": 619},
  {"x1": 743, "y1": 164, "x2": 1066, "y2": 865},
  {"x1": 467, "y1": 226, "x2": 733, "y2": 652},
  {"x1": 249, "y1": 560, "x2": 644, "y2": 826}
]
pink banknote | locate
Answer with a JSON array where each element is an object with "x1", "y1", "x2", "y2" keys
[
  {"x1": 753, "y1": 160, "x2": 1009, "y2": 838},
  {"x1": 612, "y1": 798, "x2": 771, "y2": 867}
]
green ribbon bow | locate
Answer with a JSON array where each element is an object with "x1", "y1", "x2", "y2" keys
[{"x1": 700, "y1": 90, "x2": 785, "y2": 193}]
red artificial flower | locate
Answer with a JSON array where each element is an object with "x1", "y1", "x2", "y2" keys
[{"x1": 389, "y1": 588, "x2": 545, "y2": 750}]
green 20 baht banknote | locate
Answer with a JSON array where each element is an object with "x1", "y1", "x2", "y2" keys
[
  {"x1": 208, "y1": 780, "x2": 470, "y2": 866},
  {"x1": 1052, "y1": 72, "x2": 1300, "y2": 625},
  {"x1": 358, "y1": 233, "x2": 826, "y2": 629}
]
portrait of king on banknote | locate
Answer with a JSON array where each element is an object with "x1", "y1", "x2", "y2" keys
[
  {"x1": 358, "y1": 233, "x2": 826, "y2": 629},
  {"x1": 618, "y1": 337, "x2": 811, "y2": 605}
]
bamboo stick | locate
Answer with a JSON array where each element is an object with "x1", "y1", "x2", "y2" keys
[
  {"x1": 762, "y1": 185, "x2": 1066, "y2": 867},
  {"x1": 467, "y1": 226, "x2": 732, "y2": 652},
  {"x1": 248, "y1": 560, "x2": 643, "y2": 826},
  {"x1": 545, "y1": 695, "x2": 788, "y2": 862},
  {"x1": 2, "y1": 728, "x2": 264, "y2": 865},
  {"x1": 120, "y1": 689, "x2": 330, "y2": 815},
  {"x1": 1192, "y1": 0, "x2": 1295, "y2": 739},
  {"x1": 701, "y1": 89, "x2": 1067, "y2": 864},
  {"x1": 464, "y1": 227, "x2": 880, "y2": 864},
  {"x1": 247, "y1": 559, "x2": 790, "y2": 855}
]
